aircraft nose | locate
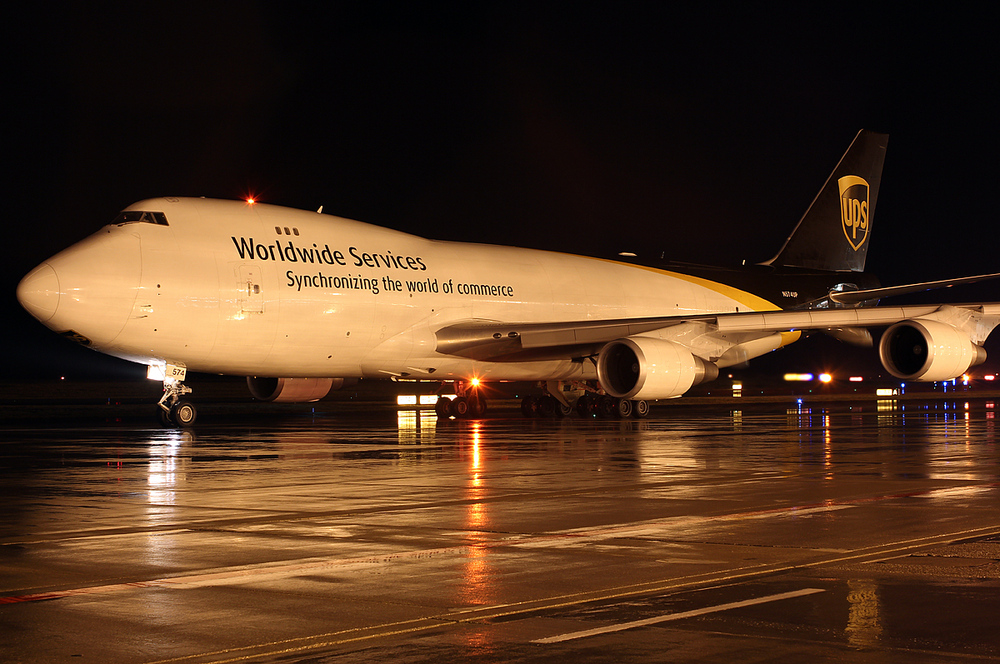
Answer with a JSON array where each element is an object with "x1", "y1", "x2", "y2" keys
[
  {"x1": 18, "y1": 229, "x2": 142, "y2": 346},
  {"x1": 17, "y1": 263, "x2": 60, "y2": 322}
]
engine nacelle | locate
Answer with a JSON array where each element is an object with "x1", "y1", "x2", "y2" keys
[
  {"x1": 246, "y1": 377, "x2": 348, "y2": 402},
  {"x1": 597, "y1": 337, "x2": 719, "y2": 400},
  {"x1": 878, "y1": 319, "x2": 986, "y2": 381}
]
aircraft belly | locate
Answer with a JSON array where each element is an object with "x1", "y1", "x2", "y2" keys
[{"x1": 404, "y1": 356, "x2": 595, "y2": 382}]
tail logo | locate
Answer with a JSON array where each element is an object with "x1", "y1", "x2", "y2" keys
[{"x1": 838, "y1": 175, "x2": 870, "y2": 251}]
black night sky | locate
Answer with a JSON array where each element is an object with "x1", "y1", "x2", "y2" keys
[{"x1": 4, "y1": 4, "x2": 998, "y2": 381}]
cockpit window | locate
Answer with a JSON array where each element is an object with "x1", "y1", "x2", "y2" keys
[{"x1": 113, "y1": 211, "x2": 168, "y2": 226}]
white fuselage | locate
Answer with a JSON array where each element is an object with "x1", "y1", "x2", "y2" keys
[{"x1": 20, "y1": 197, "x2": 778, "y2": 382}]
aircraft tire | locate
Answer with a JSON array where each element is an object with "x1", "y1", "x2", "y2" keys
[
  {"x1": 633, "y1": 400, "x2": 650, "y2": 419},
  {"x1": 555, "y1": 401, "x2": 573, "y2": 418},
  {"x1": 171, "y1": 401, "x2": 197, "y2": 427},
  {"x1": 520, "y1": 396, "x2": 538, "y2": 417},
  {"x1": 576, "y1": 394, "x2": 594, "y2": 417},
  {"x1": 615, "y1": 398, "x2": 634, "y2": 419},
  {"x1": 157, "y1": 406, "x2": 174, "y2": 428},
  {"x1": 538, "y1": 395, "x2": 557, "y2": 417},
  {"x1": 452, "y1": 396, "x2": 470, "y2": 418},
  {"x1": 467, "y1": 394, "x2": 487, "y2": 418},
  {"x1": 434, "y1": 396, "x2": 453, "y2": 418},
  {"x1": 598, "y1": 395, "x2": 617, "y2": 419}
]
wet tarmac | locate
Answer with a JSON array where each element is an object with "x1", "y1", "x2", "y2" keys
[{"x1": 3, "y1": 399, "x2": 1000, "y2": 662}]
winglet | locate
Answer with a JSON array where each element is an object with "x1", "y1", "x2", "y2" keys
[{"x1": 762, "y1": 130, "x2": 888, "y2": 272}]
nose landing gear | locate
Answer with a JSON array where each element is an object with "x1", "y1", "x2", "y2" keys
[{"x1": 154, "y1": 363, "x2": 197, "y2": 428}]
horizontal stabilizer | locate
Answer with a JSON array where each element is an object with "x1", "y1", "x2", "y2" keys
[{"x1": 829, "y1": 272, "x2": 1000, "y2": 305}]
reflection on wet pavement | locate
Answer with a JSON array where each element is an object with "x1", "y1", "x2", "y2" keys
[{"x1": 2, "y1": 400, "x2": 1000, "y2": 662}]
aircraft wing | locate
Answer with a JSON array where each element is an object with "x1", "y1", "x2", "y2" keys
[{"x1": 435, "y1": 302, "x2": 1000, "y2": 362}]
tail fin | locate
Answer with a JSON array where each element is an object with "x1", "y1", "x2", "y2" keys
[{"x1": 763, "y1": 129, "x2": 888, "y2": 272}]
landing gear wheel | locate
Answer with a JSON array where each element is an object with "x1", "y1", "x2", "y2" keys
[
  {"x1": 171, "y1": 400, "x2": 197, "y2": 427},
  {"x1": 538, "y1": 395, "x2": 557, "y2": 417},
  {"x1": 554, "y1": 400, "x2": 573, "y2": 418},
  {"x1": 467, "y1": 394, "x2": 487, "y2": 418},
  {"x1": 598, "y1": 395, "x2": 617, "y2": 419},
  {"x1": 158, "y1": 406, "x2": 174, "y2": 428},
  {"x1": 615, "y1": 398, "x2": 633, "y2": 419},
  {"x1": 633, "y1": 400, "x2": 650, "y2": 419},
  {"x1": 521, "y1": 395, "x2": 539, "y2": 418},
  {"x1": 576, "y1": 394, "x2": 595, "y2": 418},
  {"x1": 157, "y1": 374, "x2": 195, "y2": 429},
  {"x1": 435, "y1": 396, "x2": 454, "y2": 418},
  {"x1": 452, "y1": 396, "x2": 470, "y2": 418}
]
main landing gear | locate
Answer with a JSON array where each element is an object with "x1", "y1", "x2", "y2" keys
[
  {"x1": 434, "y1": 380, "x2": 487, "y2": 419},
  {"x1": 432, "y1": 379, "x2": 650, "y2": 420},
  {"x1": 155, "y1": 364, "x2": 197, "y2": 428},
  {"x1": 521, "y1": 392, "x2": 649, "y2": 419}
]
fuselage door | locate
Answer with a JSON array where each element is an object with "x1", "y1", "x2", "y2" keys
[{"x1": 238, "y1": 264, "x2": 264, "y2": 314}]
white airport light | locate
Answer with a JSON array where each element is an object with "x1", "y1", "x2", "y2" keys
[
  {"x1": 398, "y1": 394, "x2": 447, "y2": 407},
  {"x1": 849, "y1": 376, "x2": 864, "y2": 382},
  {"x1": 783, "y1": 373, "x2": 814, "y2": 382},
  {"x1": 818, "y1": 373, "x2": 833, "y2": 383}
]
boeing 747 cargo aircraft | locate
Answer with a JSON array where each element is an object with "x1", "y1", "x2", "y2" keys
[{"x1": 16, "y1": 131, "x2": 1000, "y2": 426}]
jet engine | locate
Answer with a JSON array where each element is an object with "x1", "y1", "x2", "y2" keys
[
  {"x1": 597, "y1": 337, "x2": 719, "y2": 400},
  {"x1": 247, "y1": 377, "x2": 349, "y2": 402},
  {"x1": 878, "y1": 319, "x2": 986, "y2": 381}
]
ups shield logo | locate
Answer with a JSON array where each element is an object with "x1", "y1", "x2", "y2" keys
[{"x1": 839, "y1": 175, "x2": 870, "y2": 251}]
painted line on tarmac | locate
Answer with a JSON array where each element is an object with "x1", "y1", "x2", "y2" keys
[
  {"x1": 532, "y1": 587, "x2": 826, "y2": 644},
  {"x1": 136, "y1": 525, "x2": 1000, "y2": 663},
  {"x1": 2, "y1": 506, "x2": 996, "y2": 605},
  {"x1": 0, "y1": 503, "x2": 856, "y2": 604},
  {"x1": 0, "y1": 547, "x2": 470, "y2": 604}
]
